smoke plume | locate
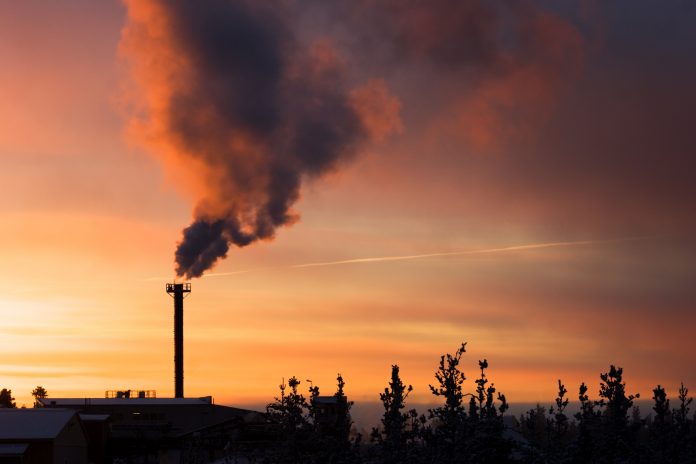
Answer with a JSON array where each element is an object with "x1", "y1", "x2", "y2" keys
[
  {"x1": 121, "y1": 0, "x2": 400, "y2": 278},
  {"x1": 121, "y1": 0, "x2": 585, "y2": 279}
]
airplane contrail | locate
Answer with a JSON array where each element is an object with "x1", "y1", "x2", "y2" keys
[
  {"x1": 138, "y1": 236, "x2": 647, "y2": 280},
  {"x1": 288, "y1": 238, "x2": 636, "y2": 269}
]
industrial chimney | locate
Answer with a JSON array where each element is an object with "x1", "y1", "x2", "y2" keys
[{"x1": 166, "y1": 282, "x2": 191, "y2": 398}]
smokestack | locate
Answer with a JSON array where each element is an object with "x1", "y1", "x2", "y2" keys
[{"x1": 166, "y1": 282, "x2": 191, "y2": 398}]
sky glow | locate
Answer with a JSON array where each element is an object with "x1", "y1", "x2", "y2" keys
[{"x1": 0, "y1": 0, "x2": 694, "y2": 411}]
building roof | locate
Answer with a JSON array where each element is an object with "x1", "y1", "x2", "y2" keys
[
  {"x1": 0, "y1": 409, "x2": 77, "y2": 440},
  {"x1": 0, "y1": 444, "x2": 29, "y2": 456},
  {"x1": 314, "y1": 396, "x2": 340, "y2": 404},
  {"x1": 78, "y1": 414, "x2": 110, "y2": 422},
  {"x1": 39, "y1": 396, "x2": 213, "y2": 407}
]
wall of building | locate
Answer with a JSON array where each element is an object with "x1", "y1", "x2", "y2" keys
[{"x1": 53, "y1": 415, "x2": 88, "y2": 464}]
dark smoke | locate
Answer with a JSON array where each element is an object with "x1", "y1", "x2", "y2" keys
[
  {"x1": 174, "y1": 220, "x2": 231, "y2": 280},
  {"x1": 123, "y1": 0, "x2": 583, "y2": 279},
  {"x1": 125, "y1": 0, "x2": 371, "y2": 279}
]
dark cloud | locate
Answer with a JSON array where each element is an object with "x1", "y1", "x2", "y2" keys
[
  {"x1": 325, "y1": 0, "x2": 585, "y2": 79},
  {"x1": 364, "y1": 0, "x2": 503, "y2": 69},
  {"x1": 339, "y1": 0, "x2": 696, "y2": 237},
  {"x1": 481, "y1": 2, "x2": 696, "y2": 234}
]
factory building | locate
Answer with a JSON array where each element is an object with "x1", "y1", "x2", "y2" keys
[
  {"x1": 0, "y1": 409, "x2": 88, "y2": 464},
  {"x1": 38, "y1": 395, "x2": 265, "y2": 462}
]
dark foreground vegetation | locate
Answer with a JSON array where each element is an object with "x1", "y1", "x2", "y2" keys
[
  {"x1": 1, "y1": 342, "x2": 694, "y2": 463},
  {"x1": 259, "y1": 342, "x2": 695, "y2": 463}
]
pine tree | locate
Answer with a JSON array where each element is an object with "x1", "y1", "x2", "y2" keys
[
  {"x1": 266, "y1": 376, "x2": 312, "y2": 462},
  {"x1": 596, "y1": 365, "x2": 639, "y2": 462},
  {"x1": 672, "y1": 382, "x2": 695, "y2": 462},
  {"x1": 372, "y1": 365, "x2": 415, "y2": 463},
  {"x1": 427, "y1": 342, "x2": 468, "y2": 461},
  {"x1": 426, "y1": 343, "x2": 510, "y2": 463}
]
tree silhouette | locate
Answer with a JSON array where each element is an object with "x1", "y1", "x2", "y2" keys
[
  {"x1": 313, "y1": 373, "x2": 360, "y2": 463},
  {"x1": 573, "y1": 381, "x2": 600, "y2": 462},
  {"x1": 372, "y1": 364, "x2": 417, "y2": 463},
  {"x1": 466, "y1": 358, "x2": 510, "y2": 463},
  {"x1": 264, "y1": 374, "x2": 362, "y2": 463},
  {"x1": 671, "y1": 382, "x2": 695, "y2": 462},
  {"x1": 519, "y1": 380, "x2": 574, "y2": 462},
  {"x1": 595, "y1": 365, "x2": 639, "y2": 462},
  {"x1": 425, "y1": 342, "x2": 468, "y2": 461},
  {"x1": 265, "y1": 376, "x2": 312, "y2": 462},
  {"x1": 252, "y1": 348, "x2": 696, "y2": 463},
  {"x1": 332, "y1": 373, "x2": 355, "y2": 450},
  {"x1": 518, "y1": 403, "x2": 550, "y2": 461},
  {"x1": 31, "y1": 385, "x2": 48, "y2": 408},
  {"x1": 267, "y1": 376, "x2": 310, "y2": 436},
  {"x1": 550, "y1": 379, "x2": 570, "y2": 437},
  {"x1": 423, "y1": 343, "x2": 510, "y2": 463},
  {"x1": 648, "y1": 384, "x2": 672, "y2": 462},
  {"x1": 0, "y1": 389, "x2": 16, "y2": 408}
]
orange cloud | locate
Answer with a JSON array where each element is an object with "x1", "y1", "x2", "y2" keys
[
  {"x1": 448, "y1": 10, "x2": 586, "y2": 152},
  {"x1": 350, "y1": 79, "x2": 404, "y2": 143}
]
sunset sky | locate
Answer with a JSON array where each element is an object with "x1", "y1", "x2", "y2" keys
[{"x1": 1, "y1": 0, "x2": 695, "y2": 412}]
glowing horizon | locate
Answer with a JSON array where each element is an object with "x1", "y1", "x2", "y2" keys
[{"x1": 1, "y1": 0, "x2": 695, "y2": 415}]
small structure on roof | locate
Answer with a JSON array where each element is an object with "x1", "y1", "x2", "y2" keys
[{"x1": 105, "y1": 389, "x2": 156, "y2": 399}]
